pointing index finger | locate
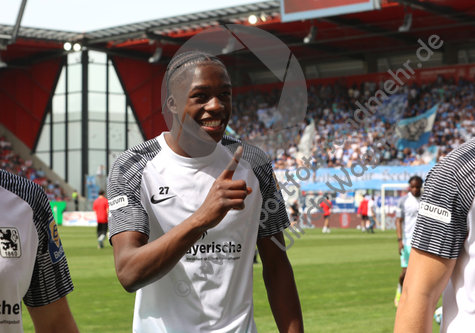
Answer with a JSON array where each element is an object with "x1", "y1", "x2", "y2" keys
[{"x1": 220, "y1": 146, "x2": 243, "y2": 181}]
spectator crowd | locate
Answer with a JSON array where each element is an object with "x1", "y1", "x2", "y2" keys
[
  {"x1": 0, "y1": 136, "x2": 67, "y2": 201},
  {"x1": 230, "y1": 75, "x2": 475, "y2": 170}
]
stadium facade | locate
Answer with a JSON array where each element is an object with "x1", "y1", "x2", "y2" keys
[{"x1": 1, "y1": 0, "x2": 474, "y2": 197}]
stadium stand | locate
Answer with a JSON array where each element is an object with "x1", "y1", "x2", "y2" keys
[
  {"x1": 0, "y1": 135, "x2": 67, "y2": 201},
  {"x1": 231, "y1": 75, "x2": 474, "y2": 170}
]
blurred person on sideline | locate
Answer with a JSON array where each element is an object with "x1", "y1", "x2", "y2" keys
[
  {"x1": 320, "y1": 195, "x2": 332, "y2": 233},
  {"x1": 0, "y1": 169, "x2": 78, "y2": 333},
  {"x1": 93, "y1": 189, "x2": 109, "y2": 249},
  {"x1": 289, "y1": 200, "x2": 299, "y2": 228},
  {"x1": 395, "y1": 139, "x2": 475, "y2": 332},
  {"x1": 366, "y1": 195, "x2": 379, "y2": 233},
  {"x1": 393, "y1": 176, "x2": 423, "y2": 307},
  {"x1": 357, "y1": 196, "x2": 369, "y2": 232},
  {"x1": 107, "y1": 51, "x2": 303, "y2": 333},
  {"x1": 72, "y1": 189, "x2": 79, "y2": 211}
]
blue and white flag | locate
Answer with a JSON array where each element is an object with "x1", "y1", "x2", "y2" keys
[
  {"x1": 379, "y1": 93, "x2": 407, "y2": 123},
  {"x1": 397, "y1": 103, "x2": 438, "y2": 150}
]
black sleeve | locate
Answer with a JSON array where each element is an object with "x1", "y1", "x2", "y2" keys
[
  {"x1": 411, "y1": 163, "x2": 469, "y2": 259},
  {"x1": 257, "y1": 162, "x2": 291, "y2": 239},
  {"x1": 107, "y1": 151, "x2": 150, "y2": 240},
  {"x1": 23, "y1": 190, "x2": 74, "y2": 307}
]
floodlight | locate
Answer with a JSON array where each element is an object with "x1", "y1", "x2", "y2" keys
[
  {"x1": 73, "y1": 43, "x2": 82, "y2": 52},
  {"x1": 148, "y1": 47, "x2": 163, "y2": 63},
  {"x1": 248, "y1": 15, "x2": 258, "y2": 25},
  {"x1": 63, "y1": 42, "x2": 72, "y2": 51},
  {"x1": 303, "y1": 25, "x2": 317, "y2": 44},
  {"x1": 398, "y1": 12, "x2": 412, "y2": 32},
  {"x1": 260, "y1": 13, "x2": 267, "y2": 22}
]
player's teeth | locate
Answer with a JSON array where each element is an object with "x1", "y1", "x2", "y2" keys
[{"x1": 202, "y1": 120, "x2": 220, "y2": 127}]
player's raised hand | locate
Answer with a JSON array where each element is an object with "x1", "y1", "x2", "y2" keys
[{"x1": 194, "y1": 146, "x2": 252, "y2": 230}]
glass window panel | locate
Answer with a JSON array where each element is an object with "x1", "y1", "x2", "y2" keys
[
  {"x1": 68, "y1": 64, "x2": 81, "y2": 93},
  {"x1": 53, "y1": 152, "x2": 66, "y2": 179},
  {"x1": 53, "y1": 123, "x2": 65, "y2": 151},
  {"x1": 109, "y1": 122, "x2": 126, "y2": 150},
  {"x1": 89, "y1": 51, "x2": 107, "y2": 64},
  {"x1": 68, "y1": 122, "x2": 81, "y2": 149},
  {"x1": 108, "y1": 151, "x2": 122, "y2": 170},
  {"x1": 89, "y1": 63, "x2": 106, "y2": 92},
  {"x1": 89, "y1": 93, "x2": 106, "y2": 120},
  {"x1": 89, "y1": 150, "x2": 106, "y2": 177},
  {"x1": 36, "y1": 123, "x2": 50, "y2": 152},
  {"x1": 55, "y1": 68, "x2": 66, "y2": 94},
  {"x1": 127, "y1": 123, "x2": 143, "y2": 149},
  {"x1": 89, "y1": 121, "x2": 106, "y2": 149},
  {"x1": 68, "y1": 52, "x2": 81, "y2": 65},
  {"x1": 68, "y1": 151, "x2": 81, "y2": 193},
  {"x1": 35, "y1": 152, "x2": 50, "y2": 168},
  {"x1": 109, "y1": 64, "x2": 123, "y2": 94},
  {"x1": 52, "y1": 95, "x2": 66, "y2": 122},
  {"x1": 68, "y1": 92, "x2": 81, "y2": 120},
  {"x1": 109, "y1": 94, "x2": 126, "y2": 121}
]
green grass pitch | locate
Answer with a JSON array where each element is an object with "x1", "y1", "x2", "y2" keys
[{"x1": 21, "y1": 226, "x2": 441, "y2": 332}]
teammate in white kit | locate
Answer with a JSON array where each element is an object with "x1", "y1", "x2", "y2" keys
[
  {"x1": 108, "y1": 51, "x2": 303, "y2": 332},
  {"x1": 394, "y1": 176, "x2": 423, "y2": 307},
  {"x1": 0, "y1": 169, "x2": 78, "y2": 333},
  {"x1": 395, "y1": 138, "x2": 475, "y2": 332}
]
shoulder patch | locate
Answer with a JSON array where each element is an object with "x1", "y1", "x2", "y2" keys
[
  {"x1": 0, "y1": 227, "x2": 21, "y2": 258},
  {"x1": 418, "y1": 202, "x2": 451, "y2": 223},
  {"x1": 109, "y1": 195, "x2": 128, "y2": 211},
  {"x1": 47, "y1": 218, "x2": 65, "y2": 263}
]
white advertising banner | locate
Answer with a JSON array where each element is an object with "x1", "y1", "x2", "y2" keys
[{"x1": 63, "y1": 211, "x2": 98, "y2": 227}]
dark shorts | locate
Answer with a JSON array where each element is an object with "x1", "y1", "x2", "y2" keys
[{"x1": 97, "y1": 223, "x2": 108, "y2": 236}]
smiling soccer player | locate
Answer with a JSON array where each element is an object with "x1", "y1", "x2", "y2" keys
[{"x1": 107, "y1": 51, "x2": 303, "y2": 333}]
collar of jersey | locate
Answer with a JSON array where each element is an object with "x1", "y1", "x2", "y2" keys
[{"x1": 157, "y1": 133, "x2": 221, "y2": 167}]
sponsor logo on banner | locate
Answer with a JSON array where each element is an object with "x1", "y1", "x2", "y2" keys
[
  {"x1": 340, "y1": 213, "x2": 350, "y2": 228},
  {"x1": 47, "y1": 218, "x2": 65, "y2": 263},
  {"x1": 109, "y1": 195, "x2": 128, "y2": 211},
  {"x1": 0, "y1": 228, "x2": 21, "y2": 258},
  {"x1": 418, "y1": 202, "x2": 451, "y2": 223}
]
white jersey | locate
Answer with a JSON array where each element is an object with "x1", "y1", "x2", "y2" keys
[
  {"x1": 108, "y1": 133, "x2": 289, "y2": 333},
  {"x1": 0, "y1": 170, "x2": 73, "y2": 333},
  {"x1": 412, "y1": 138, "x2": 475, "y2": 333},
  {"x1": 396, "y1": 192, "x2": 421, "y2": 246},
  {"x1": 367, "y1": 199, "x2": 374, "y2": 217}
]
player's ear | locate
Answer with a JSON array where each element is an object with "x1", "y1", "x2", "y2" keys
[{"x1": 167, "y1": 95, "x2": 178, "y2": 115}]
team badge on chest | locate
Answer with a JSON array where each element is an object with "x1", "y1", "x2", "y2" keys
[{"x1": 0, "y1": 227, "x2": 21, "y2": 258}]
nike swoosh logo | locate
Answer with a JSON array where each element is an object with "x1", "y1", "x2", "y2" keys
[{"x1": 151, "y1": 195, "x2": 176, "y2": 204}]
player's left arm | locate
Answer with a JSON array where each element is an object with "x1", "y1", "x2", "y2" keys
[
  {"x1": 27, "y1": 296, "x2": 79, "y2": 333},
  {"x1": 257, "y1": 232, "x2": 303, "y2": 333}
]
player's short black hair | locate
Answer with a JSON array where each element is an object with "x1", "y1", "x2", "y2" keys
[
  {"x1": 165, "y1": 51, "x2": 227, "y2": 99},
  {"x1": 99, "y1": 189, "x2": 105, "y2": 195},
  {"x1": 408, "y1": 175, "x2": 423, "y2": 185}
]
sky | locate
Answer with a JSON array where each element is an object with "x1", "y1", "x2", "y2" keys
[{"x1": 0, "y1": 0, "x2": 269, "y2": 32}]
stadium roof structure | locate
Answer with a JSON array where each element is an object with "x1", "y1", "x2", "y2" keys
[{"x1": 1, "y1": 0, "x2": 475, "y2": 69}]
